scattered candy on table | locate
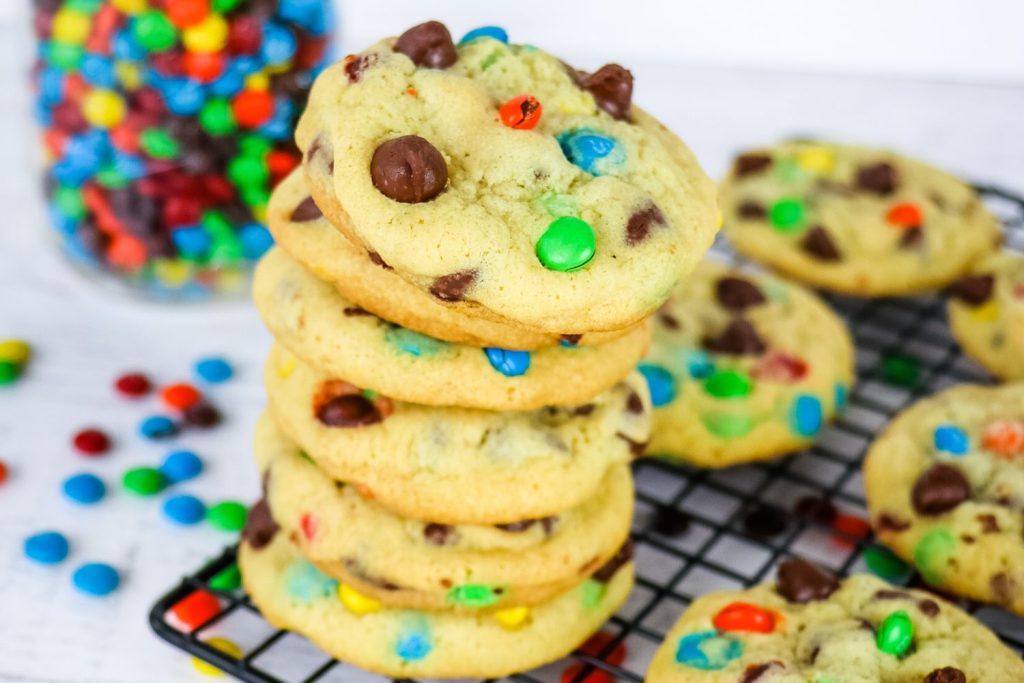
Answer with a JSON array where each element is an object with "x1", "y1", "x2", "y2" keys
[
  {"x1": 123, "y1": 466, "x2": 167, "y2": 496},
  {"x1": 163, "y1": 494, "x2": 207, "y2": 525},
  {"x1": 209, "y1": 563, "x2": 242, "y2": 592},
  {"x1": 194, "y1": 356, "x2": 233, "y2": 383},
  {"x1": 161, "y1": 382, "x2": 203, "y2": 410},
  {"x1": 881, "y1": 351, "x2": 920, "y2": 387},
  {"x1": 114, "y1": 371, "x2": 152, "y2": 397},
  {"x1": 0, "y1": 459, "x2": 8, "y2": 486},
  {"x1": 63, "y1": 472, "x2": 107, "y2": 504},
  {"x1": 160, "y1": 449, "x2": 204, "y2": 483},
  {"x1": 24, "y1": 531, "x2": 70, "y2": 565},
  {"x1": 139, "y1": 414, "x2": 179, "y2": 439},
  {"x1": 0, "y1": 339, "x2": 32, "y2": 385},
  {"x1": 171, "y1": 589, "x2": 221, "y2": 631},
  {"x1": 192, "y1": 637, "x2": 243, "y2": 676},
  {"x1": 72, "y1": 427, "x2": 111, "y2": 455},
  {"x1": 207, "y1": 500, "x2": 247, "y2": 531},
  {"x1": 72, "y1": 562, "x2": 121, "y2": 596}
]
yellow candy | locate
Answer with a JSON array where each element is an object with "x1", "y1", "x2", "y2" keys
[
  {"x1": 794, "y1": 146, "x2": 836, "y2": 175},
  {"x1": 191, "y1": 637, "x2": 242, "y2": 676},
  {"x1": 970, "y1": 300, "x2": 1001, "y2": 322},
  {"x1": 52, "y1": 9, "x2": 92, "y2": 45},
  {"x1": 153, "y1": 259, "x2": 193, "y2": 287},
  {"x1": 493, "y1": 606, "x2": 530, "y2": 630},
  {"x1": 81, "y1": 89, "x2": 126, "y2": 129},
  {"x1": 111, "y1": 0, "x2": 148, "y2": 14},
  {"x1": 244, "y1": 72, "x2": 270, "y2": 92},
  {"x1": 276, "y1": 356, "x2": 296, "y2": 378},
  {"x1": 114, "y1": 61, "x2": 142, "y2": 90},
  {"x1": 251, "y1": 203, "x2": 268, "y2": 224},
  {"x1": 338, "y1": 582, "x2": 381, "y2": 615},
  {"x1": 0, "y1": 340, "x2": 31, "y2": 365},
  {"x1": 183, "y1": 14, "x2": 229, "y2": 54}
]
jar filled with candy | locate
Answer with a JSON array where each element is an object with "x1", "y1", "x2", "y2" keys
[{"x1": 31, "y1": 0, "x2": 335, "y2": 300}]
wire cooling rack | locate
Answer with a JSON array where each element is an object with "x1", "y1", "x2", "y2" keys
[{"x1": 150, "y1": 185, "x2": 1024, "y2": 682}]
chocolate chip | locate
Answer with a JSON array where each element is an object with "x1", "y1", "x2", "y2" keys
[
  {"x1": 653, "y1": 506, "x2": 690, "y2": 537},
  {"x1": 658, "y1": 311, "x2": 680, "y2": 330},
  {"x1": 794, "y1": 496, "x2": 838, "y2": 525},
  {"x1": 991, "y1": 572, "x2": 1015, "y2": 604},
  {"x1": 978, "y1": 513, "x2": 1000, "y2": 533},
  {"x1": 801, "y1": 226, "x2": 842, "y2": 261},
  {"x1": 592, "y1": 540, "x2": 634, "y2": 583},
  {"x1": 738, "y1": 200, "x2": 766, "y2": 219},
  {"x1": 316, "y1": 394, "x2": 382, "y2": 427},
  {"x1": 343, "y1": 53, "x2": 377, "y2": 82},
  {"x1": 874, "y1": 589, "x2": 913, "y2": 601},
  {"x1": 877, "y1": 513, "x2": 911, "y2": 532},
  {"x1": 560, "y1": 333, "x2": 582, "y2": 346},
  {"x1": 743, "y1": 504, "x2": 789, "y2": 538},
  {"x1": 242, "y1": 496, "x2": 279, "y2": 550},
  {"x1": 776, "y1": 558, "x2": 839, "y2": 603},
  {"x1": 371, "y1": 135, "x2": 448, "y2": 203},
  {"x1": 306, "y1": 135, "x2": 326, "y2": 166},
  {"x1": 625, "y1": 203, "x2": 666, "y2": 246},
  {"x1": 184, "y1": 403, "x2": 221, "y2": 428},
  {"x1": 430, "y1": 270, "x2": 477, "y2": 302},
  {"x1": 626, "y1": 391, "x2": 644, "y2": 414},
  {"x1": 290, "y1": 196, "x2": 322, "y2": 222},
  {"x1": 616, "y1": 432, "x2": 647, "y2": 457},
  {"x1": 572, "y1": 404, "x2": 596, "y2": 416},
  {"x1": 918, "y1": 598, "x2": 940, "y2": 617},
  {"x1": 343, "y1": 559, "x2": 400, "y2": 591},
  {"x1": 367, "y1": 251, "x2": 392, "y2": 270},
  {"x1": 703, "y1": 318, "x2": 767, "y2": 355},
  {"x1": 899, "y1": 227, "x2": 924, "y2": 249},
  {"x1": 393, "y1": 21, "x2": 456, "y2": 69},
  {"x1": 739, "y1": 661, "x2": 784, "y2": 683},
  {"x1": 924, "y1": 669, "x2": 966, "y2": 683},
  {"x1": 912, "y1": 464, "x2": 970, "y2": 516},
  {"x1": 715, "y1": 276, "x2": 766, "y2": 312},
  {"x1": 423, "y1": 523, "x2": 454, "y2": 545},
  {"x1": 856, "y1": 162, "x2": 898, "y2": 195},
  {"x1": 343, "y1": 306, "x2": 371, "y2": 317},
  {"x1": 495, "y1": 519, "x2": 536, "y2": 533},
  {"x1": 580, "y1": 64, "x2": 633, "y2": 120},
  {"x1": 734, "y1": 153, "x2": 773, "y2": 177},
  {"x1": 948, "y1": 274, "x2": 995, "y2": 306}
]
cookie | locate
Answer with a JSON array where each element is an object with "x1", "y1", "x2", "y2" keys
[
  {"x1": 295, "y1": 21, "x2": 718, "y2": 335},
  {"x1": 641, "y1": 261, "x2": 854, "y2": 467},
  {"x1": 646, "y1": 558, "x2": 1024, "y2": 682},
  {"x1": 263, "y1": 344, "x2": 651, "y2": 524},
  {"x1": 239, "y1": 526, "x2": 633, "y2": 679},
  {"x1": 254, "y1": 246, "x2": 651, "y2": 410},
  {"x1": 255, "y1": 414, "x2": 633, "y2": 611},
  {"x1": 720, "y1": 141, "x2": 1000, "y2": 296},
  {"x1": 268, "y1": 169, "x2": 636, "y2": 350},
  {"x1": 948, "y1": 251, "x2": 1024, "y2": 380},
  {"x1": 864, "y1": 383, "x2": 1024, "y2": 614}
]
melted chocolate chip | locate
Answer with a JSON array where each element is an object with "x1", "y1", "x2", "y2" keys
[
  {"x1": 580, "y1": 64, "x2": 633, "y2": 120},
  {"x1": 343, "y1": 307, "x2": 371, "y2": 317},
  {"x1": 978, "y1": 513, "x2": 1000, "y2": 533},
  {"x1": 924, "y1": 668, "x2": 966, "y2": 683},
  {"x1": 393, "y1": 21, "x2": 456, "y2": 69},
  {"x1": 371, "y1": 135, "x2": 448, "y2": 203},
  {"x1": 184, "y1": 403, "x2": 221, "y2": 428},
  {"x1": 703, "y1": 318, "x2": 767, "y2": 355},
  {"x1": 343, "y1": 559, "x2": 400, "y2": 591},
  {"x1": 560, "y1": 333, "x2": 582, "y2": 346},
  {"x1": 794, "y1": 496, "x2": 838, "y2": 525},
  {"x1": 658, "y1": 311, "x2": 680, "y2": 330},
  {"x1": 715, "y1": 276, "x2": 766, "y2": 312},
  {"x1": 991, "y1": 572, "x2": 1015, "y2": 604},
  {"x1": 877, "y1": 513, "x2": 912, "y2": 532},
  {"x1": 856, "y1": 162, "x2": 898, "y2": 195},
  {"x1": 423, "y1": 523, "x2": 454, "y2": 545},
  {"x1": 734, "y1": 153, "x2": 773, "y2": 177},
  {"x1": 495, "y1": 519, "x2": 535, "y2": 533},
  {"x1": 290, "y1": 196, "x2": 322, "y2": 222},
  {"x1": 738, "y1": 200, "x2": 766, "y2": 219},
  {"x1": 948, "y1": 274, "x2": 995, "y2": 306},
  {"x1": 625, "y1": 204, "x2": 666, "y2": 246},
  {"x1": 626, "y1": 391, "x2": 644, "y2": 414},
  {"x1": 306, "y1": 136, "x2": 325, "y2": 165},
  {"x1": 616, "y1": 432, "x2": 647, "y2": 457},
  {"x1": 801, "y1": 225, "x2": 842, "y2": 261},
  {"x1": 739, "y1": 661, "x2": 784, "y2": 683},
  {"x1": 573, "y1": 404, "x2": 596, "y2": 416},
  {"x1": 592, "y1": 540, "x2": 634, "y2": 583},
  {"x1": 430, "y1": 270, "x2": 477, "y2": 302},
  {"x1": 242, "y1": 496, "x2": 279, "y2": 550},
  {"x1": 743, "y1": 504, "x2": 789, "y2": 538},
  {"x1": 367, "y1": 251, "x2": 392, "y2": 270},
  {"x1": 776, "y1": 558, "x2": 839, "y2": 603},
  {"x1": 343, "y1": 53, "x2": 376, "y2": 82},
  {"x1": 316, "y1": 394, "x2": 382, "y2": 427},
  {"x1": 874, "y1": 589, "x2": 913, "y2": 601},
  {"x1": 911, "y1": 464, "x2": 970, "y2": 516},
  {"x1": 899, "y1": 227, "x2": 924, "y2": 249},
  {"x1": 653, "y1": 505, "x2": 690, "y2": 537},
  {"x1": 918, "y1": 598, "x2": 940, "y2": 617}
]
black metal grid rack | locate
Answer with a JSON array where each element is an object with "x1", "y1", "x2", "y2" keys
[{"x1": 150, "y1": 185, "x2": 1024, "y2": 682}]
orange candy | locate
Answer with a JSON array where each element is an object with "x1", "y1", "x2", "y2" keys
[
  {"x1": 982, "y1": 419, "x2": 1024, "y2": 457},
  {"x1": 886, "y1": 202, "x2": 923, "y2": 228},
  {"x1": 168, "y1": 0, "x2": 210, "y2": 28},
  {"x1": 184, "y1": 51, "x2": 224, "y2": 83},
  {"x1": 171, "y1": 590, "x2": 221, "y2": 631},
  {"x1": 713, "y1": 602, "x2": 776, "y2": 633},
  {"x1": 161, "y1": 383, "x2": 203, "y2": 410},
  {"x1": 266, "y1": 149, "x2": 300, "y2": 181},
  {"x1": 232, "y1": 90, "x2": 274, "y2": 128},
  {"x1": 499, "y1": 95, "x2": 543, "y2": 130},
  {"x1": 831, "y1": 513, "x2": 871, "y2": 549},
  {"x1": 300, "y1": 512, "x2": 317, "y2": 540}
]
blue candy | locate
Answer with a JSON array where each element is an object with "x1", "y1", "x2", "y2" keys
[
  {"x1": 80, "y1": 54, "x2": 117, "y2": 89},
  {"x1": 239, "y1": 223, "x2": 274, "y2": 259},
  {"x1": 161, "y1": 78, "x2": 206, "y2": 116},
  {"x1": 40, "y1": 67, "x2": 66, "y2": 105},
  {"x1": 160, "y1": 450, "x2": 204, "y2": 483},
  {"x1": 163, "y1": 494, "x2": 207, "y2": 525},
  {"x1": 62, "y1": 473, "x2": 106, "y2": 505},
  {"x1": 261, "y1": 22, "x2": 298, "y2": 66},
  {"x1": 49, "y1": 203, "x2": 79, "y2": 236},
  {"x1": 834, "y1": 382, "x2": 848, "y2": 410},
  {"x1": 195, "y1": 357, "x2": 234, "y2": 384},
  {"x1": 558, "y1": 129, "x2": 623, "y2": 176},
  {"x1": 113, "y1": 28, "x2": 145, "y2": 61},
  {"x1": 24, "y1": 531, "x2": 70, "y2": 565},
  {"x1": 284, "y1": 559, "x2": 337, "y2": 602},
  {"x1": 685, "y1": 350, "x2": 716, "y2": 379},
  {"x1": 484, "y1": 348, "x2": 531, "y2": 377},
  {"x1": 791, "y1": 394, "x2": 823, "y2": 437},
  {"x1": 395, "y1": 627, "x2": 432, "y2": 662},
  {"x1": 934, "y1": 424, "x2": 969, "y2": 455},
  {"x1": 387, "y1": 328, "x2": 447, "y2": 358},
  {"x1": 675, "y1": 631, "x2": 742, "y2": 670},
  {"x1": 638, "y1": 363, "x2": 676, "y2": 407},
  {"x1": 279, "y1": 0, "x2": 331, "y2": 35},
  {"x1": 140, "y1": 415, "x2": 179, "y2": 440},
  {"x1": 460, "y1": 26, "x2": 509, "y2": 44},
  {"x1": 208, "y1": 68, "x2": 245, "y2": 98},
  {"x1": 172, "y1": 225, "x2": 212, "y2": 258},
  {"x1": 112, "y1": 153, "x2": 146, "y2": 181},
  {"x1": 72, "y1": 562, "x2": 120, "y2": 596}
]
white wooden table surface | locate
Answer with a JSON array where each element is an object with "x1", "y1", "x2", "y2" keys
[{"x1": 1, "y1": 15, "x2": 1023, "y2": 683}]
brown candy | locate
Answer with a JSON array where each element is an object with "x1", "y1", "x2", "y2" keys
[
  {"x1": 184, "y1": 403, "x2": 221, "y2": 428},
  {"x1": 393, "y1": 21, "x2": 457, "y2": 69},
  {"x1": 801, "y1": 226, "x2": 842, "y2": 261},
  {"x1": 856, "y1": 162, "x2": 898, "y2": 195},
  {"x1": 734, "y1": 153, "x2": 773, "y2": 177},
  {"x1": 924, "y1": 668, "x2": 966, "y2": 683},
  {"x1": 911, "y1": 464, "x2": 970, "y2": 516},
  {"x1": 948, "y1": 274, "x2": 995, "y2": 306},
  {"x1": 703, "y1": 318, "x2": 767, "y2": 355},
  {"x1": 430, "y1": 269, "x2": 477, "y2": 302},
  {"x1": 625, "y1": 203, "x2": 666, "y2": 246},
  {"x1": 776, "y1": 558, "x2": 839, "y2": 603},
  {"x1": 242, "y1": 496, "x2": 279, "y2": 550},
  {"x1": 580, "y1": 64, "x2": 633, "y2": 121},
  {"x1": 290, "y1": 196, "x2": 322, "y2": 222},
  {"x1": 371, "y1": 135, "x2": 448, "y2": 203},
  {"x1": 592, "y1": 540, "x2": 634, "y2": 583},
  {"x1": 715, "y1": 276, "x2": 766, "y2": 312},
  {"x1": 316, "y1": 394, "x2": 382, "y2": 427}
]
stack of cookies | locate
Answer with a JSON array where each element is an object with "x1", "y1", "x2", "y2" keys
[{"x1": 237, "y1": 20, "x2": 717, "y2": 678}]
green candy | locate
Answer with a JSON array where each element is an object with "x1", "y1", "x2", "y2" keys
[
  {"x1": 448, "y1": 584, "x2": 502, "y2": 608},
  {"x1": 122, "y1": 467, "x2": 166, "y2": 496},
  {"x1": 704, "y1": 370, "x2": 753, "y2": 399},
  {"x1": 241, "y1": 186, "x2": 271, "y2": 209},
  {"x1": 55, "y1": 186, "x2": 86, "y2": 220},
  {"x1": 208, "y1": 238, "x2": 244, "y2": 265},
  {"x1": 66, "y1": 0, "x2": 102, "y2": 13},
  {"x1": 228, "y1": 155, "x2": 269, "y2": 189},
  {"x1": 209, "y1": 564, "x2": 242, "y2": 591},
  {"x1": 876, "y1": 610, "x2": 913, "y2": 656},
  {"x1": 212, "y1": 0, "x2": 244, "y2": 11},
  {"x1": 0, "y1": 361, "x2": 20, "y2": 385},
  {"x1": 913, "y1": 528, "x2": 955, "y2": 585},
  {"x1": 96, "y1": 165, "x2": 130, "y2": 189},
  {"x1": 239, "y1": 135, "x2": 273, "y2": 157},
  {"x1": 863, "y1": 545, "x2": 911, "y2": 581},
  {"x1": 536, "y1": 216, "x2": 596, "y2": 272},
  {"x1": 701, "y1": 412, "x2": 755, "y2": 438},
  {"x1": 881, "y1": 352, "x2": 920, "y2": 387},
  {"x1": 200, "y1": 210, "x2": 234, "y2": 240},
  {"x1": 581, "y1": 579, "x2": 605, "y2": 608},
  {"x1": 774, "y1": 157, "x2": 805, "y2": 184},
  {"x1": 140, "y1": 128, "x2": 180, "y2": 160},
  {"x1": 132, "y1": 11, "x2": 178, "y2": 52},
  {"x1": 769, "y1": 198, "x2": 805, "y2": 231},
  {"x1": 199, "y1": 99, "x2": 237, "y2": 136},
  {"x1": 48, "y1": 43, "x2": 84, "y2": 71},
  {"x1": 208, "y1": 501, "x2": 248, "y2": 532}
]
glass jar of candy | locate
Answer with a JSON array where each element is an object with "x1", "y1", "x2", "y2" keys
[{"x1": 31, "y1": 0, "x2": 335, "y2": 300}]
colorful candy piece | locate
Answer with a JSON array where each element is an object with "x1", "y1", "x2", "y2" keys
[
  {"x1": 536, "y1": 216, "x2": 596, "y2": 271},
  {"x1": 192, "y1": 636, "x2": 242, "y2": 675},
  {"x1": 712, "y1": 602, "x2": 776, "y2": 633},
  {"x1": 115, "y1": 371, "x2": 151, "y2": 397},
  {"x1": 493, "y1": 606, "x2": 530, "y2": 630},
  {"x1": 769, "y1": 198, "x2": 805, "y2": 231},
  {"x1": 558, "y1": 129, "x2": 622, "y2": 176},
  {"x1": 338, "y1": 582, "x2": 381, "y2": 614},
  {"x1": 704, "y1": 369, "x2": 752, "y2": 399},
  {"x1": 63, "y1": 472, "x2": 106, "y2": 504},
  {"x1": 448, "y1": 584, "x2": 502, "y2": 608},
  {"x1": 460, "y1": 26, "x2": 508, "y2": 44},
  {"x1": 638, "y1": 363, "x2": 676, "y2": 406},
  {"x1": 24, "y1": 531, "x2": 70, "y2": 565},
  {"x1": 284, "y1": 560, "x2": 336, "y2": 602},
  {"x1": 171, "y1": 590, "x2": 221, "y2": 631},
  {"x1": 72, "y1": 562, "x2": 120, "y2": 596},
  {"x1": 123, "y1": 466, "x2": 167, "y2": 495},
  {"x1": 140, "y1": 415, "x2": 179, "y2": 439},
  {"x1": 207, "y1": 500, "x2": 247, "y2": 531},
  {"x1": 790, "y1": 395, "x2": 823, "y2": 437},
  {"x1": 163, "y1": 494, "x2": 207, "y2": 525},
  {"x1": 499, "y1": 95, "x2": 542, "y2": 129},
  {"x1": 0, "y1": 460, "x2": 8, "y2": 486},
  {"x1": 863, "y1": 545, "x2": 911, "y2": 581},
  {"x1": 394, "y1": 624, "x2": 432, "y2": 662},
  {"x1": 876, "y1": 610, "x2": 914, "y2": 656},
  {"x1": 881, "y1": 352, "x2": 920, "y2": 387},
  {"x1": 161, "y1": 382, "x2": 203, "y2": 410},
  {"x1": 674, "y1": 630, "x2": 743, "y2": 670},
  {"x1": 209, "y1": 563, "x2": 241, "y2": 591},
  {"x1": 160, "y1": 449, "x2": 204, "y2": 483},
  {"x1": 982, "y1": 419, "x2": 1024, "y2": 456},
  {"x1": 933, "y1": 425, "x2": 969, "y2": 455},
  {"x1": 73, "y1": 427, "x2": 111, "y2": 455},
  {"x1": 484, "y1": 348, "x2": 531, "y2": 377},
  {"x1": 913, "y1": 528, "x2": 955, "y2": 585},
  {"x1": 886, "y1": 202, "x2": 923, "y2": 228}
]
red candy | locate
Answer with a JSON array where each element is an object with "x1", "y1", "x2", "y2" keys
[
  {"x1": 982, "y1": 419, "x2": 1024, "y2": 457},
  {"x1": 227, "y1": 16, "x2": 263, "y2": 55},
  {"x1": 830, "y1": 513, "x2": 871, "y2": 549},
  {"x1": 0, "y1": 460, "x2": 8, "y2": 485},
  {"x1": 171, "y1": 589, "x2": 221, "y2": 631},
  {"x1": 753, "y1": 351, "x2": 808, "y2": 384},
  {"x1": 266, "y1": 150, "x2": 300, "y2": 182},
  {"x1": 300, "y1": 513, "x2": 317, "y2": 540},
  {"x1": 110, "y1": 125, "x2": 141, "y2": 153},
  {"x1": 561, "y1": 663, "x2": 612, "y2": 683},
  {"x1": 73, "y1": 428, "x2": 111, "y2": 456},
  {"x1": 115, "y1": 372, "x2": 152, "y2": 398},
  {"x1": 184, "y1": 51, "x2": 225, "y2": 83},
  {"x1": 499, "y1": 95, "x2": 543, "y2": 130},
  {"x1": 579, "y1": 630, "x2": 627, "y2": 666},
  {"x1": 107, "y1": 234, "x2": 148, "y2": 270},
  {"x1": 161, "y1": 383, "x2": 203, "y2": 411},
  {"x1": 232, "y1": 90, "x2": 274, "y2": 128},
  {"x1": 886, "y1": 202, "x2": 923, "y2": 228},
  {"x1": 163, "y1": 195, "x2": 203, "y2": 227},
  {"x1": 712, "y1": 601, "x2": 776, "y2": 633}
]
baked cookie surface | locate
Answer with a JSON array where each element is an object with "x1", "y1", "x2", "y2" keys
[
  {"x1": 720, "y1": 141, "x2": 1000, "y2": 296},
  {"x1": 641, "y1": 261, "x2": 854, "y2": 467},
  {"x1": 864, "y1": 383, "x2": 1024, "y2": 614}
]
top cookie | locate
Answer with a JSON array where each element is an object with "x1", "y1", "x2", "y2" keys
[
  {"x1": 720, "y1": 141, "x2": 1000, "y2": 296},
  {"x1": 295, "y1": 21, "x2": 718, "y2": 335}
]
